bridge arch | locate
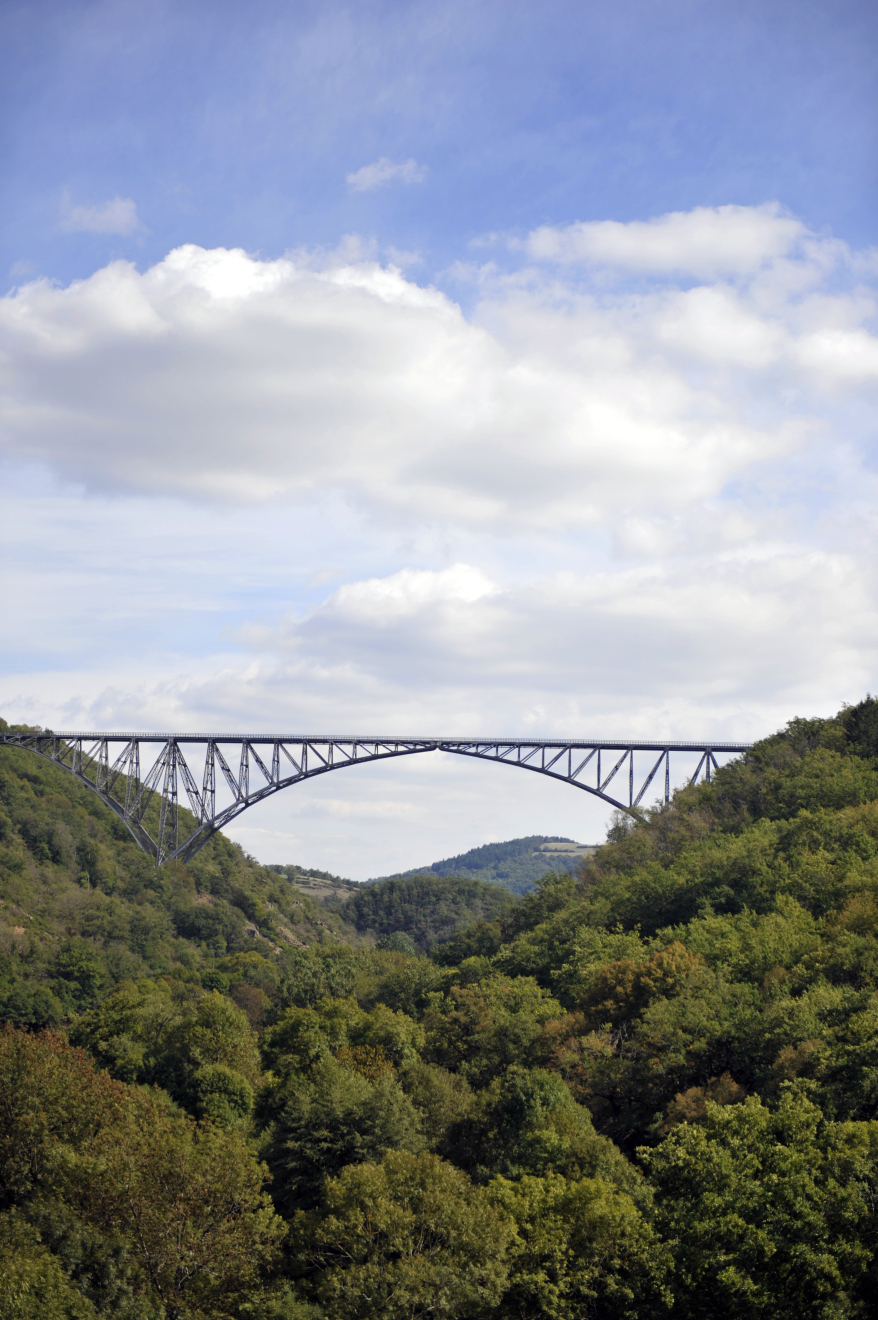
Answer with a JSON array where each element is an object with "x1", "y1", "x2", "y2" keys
[{"x1": 0, "y1": 731, "x2": 751, "y2": 866}]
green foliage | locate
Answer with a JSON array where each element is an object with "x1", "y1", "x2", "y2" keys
[
  {"x1": 443, "y1": 1065, "x2": 642, "y2": 1195},
  {"x1": 0, "y1": 1210, "x2": 96, "y2": 1319},
  {"x1": 0, "y1": 1023, "x2": 282, "y2": 1320},
  {"x1": 641, "y1": 1089, "x2": 877, "y2": 1318},
  {"x1": 372, "y1": 835, "x2": 593, "y2": 895},
  {"x1": 375, "y1": 930, "x2": 417, "y2": 955},
  {"x1": 275, "y1": 946, "x2": 358, "y2": 1009},
  {"x1": 0, "y1": 742, "x2": 355, "y2": 1026},
  {"x1": 422, "y1": 973, "x2": 565, "y2": 1086},
  {"x1": 487, "y1": 1173, "x2": 670, "y2": 1319},
  {"x1": 397, "y1": 1059, "x2": 475, "y2": 1147},
  {"x1": 262, "y1": 1057, "x2": 425, "y2": 1214},
  {"x1": 336, "y1": 874, "x2": 517, "y2": 951},
  {"x1": 74, "y1": 1092, "x2": 284, "y2": 1320},
  {"x1": 69, "y1": 979, "x2": 260, "y2": 1123},
  {"x1": 841, "y1": 694, "x2": 878, "y2": 759},
  {"x1": 288, "y1": 1149, "x2": 516, "y2": 1319},
  {"x1": 261, "y1": 996, "x2": 424, "y2": 1077}
]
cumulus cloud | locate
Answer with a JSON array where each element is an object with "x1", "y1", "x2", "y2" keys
[
  {"x1": 0, "y1": 206, "x2": 874, "y2": 535},
  {"x1": 60, "y1": 195, "x2": 143, "y2": 235},
  {"x1": 346, "y1": 157, "x2": 426, "y2": 191},
  {"x1": 523, "y1": 203, "x2": 806, "y2": 276}
]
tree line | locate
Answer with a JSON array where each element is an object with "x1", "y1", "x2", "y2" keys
[{"x1": 4, "y1": 699, "x2": 878, "y2": 1316}]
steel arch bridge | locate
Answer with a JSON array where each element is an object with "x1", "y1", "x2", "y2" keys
[{"x1": 0, "y1": 730, "x2": 752, "y2": 866}]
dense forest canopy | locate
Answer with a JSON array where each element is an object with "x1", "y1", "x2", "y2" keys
[
  {"x1": 328, "y1": 873, "x2": 518, "y2": 953},
  {"x1": 4, "y1": 700, "x2": 878, "y2": 1317}
]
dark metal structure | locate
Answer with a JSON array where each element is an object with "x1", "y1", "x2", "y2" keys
[{"x1": 0, "y1": 730, "x2": 752, "y2": 866}]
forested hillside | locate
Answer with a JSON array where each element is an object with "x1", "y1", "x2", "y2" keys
[
  {"x1": 5, "y1": 700, "x2": 878, "y2": 1318},
  {"x1": 329, "y1": 873, "x2": 518, "y2": 952},
  {"x1": 0, "y1": 722, "x2": 358, "y2": 1028},
  {"x1": 372, "y1": 835, "x2": 595, "y2": 894}
]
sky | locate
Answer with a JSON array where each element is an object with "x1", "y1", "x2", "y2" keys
[{"x1": 1, "y1": 0, "x2": 877, "y2": 879}]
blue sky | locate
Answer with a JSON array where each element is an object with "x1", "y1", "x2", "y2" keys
[
  {"x1": 1, "y1": 0, "x2": 877, "y2": 877},
  {"x1": 3, "y1": 0, "x2": 876, "y2": 284}
]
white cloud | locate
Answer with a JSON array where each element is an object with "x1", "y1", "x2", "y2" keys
[
  {"x1": 524, "y1": 203, "x2": 806, "y2": 277},
  {"x1": 333, "y1": 564, "x2": 496, "y2": 615},
  {"x1": 346, "y1": 157, "x2": 427, "y2": 192},
  {"x1": 60, "y1": 195, "x2": 143, "y2": 236},
  {"x1": 0, "y1": 209, "x2": 873, "y2": 533}
]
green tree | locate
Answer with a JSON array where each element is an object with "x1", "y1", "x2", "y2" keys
[
  {"x1": 487, "y1": 1172, "x2": 670, "y2": 1319},
  {"x1": 0, "y1": 1025, "x2": 282, "y2": 1320},
  {"x1": 0, "y1": 1025, "x2": 128, "y2": 1211},
  {"x1": 0, "y1": 1210, "x2": 96, "y2": 1320},
  {"x1": 443, "y1": 1066, "x2": 641, "y2": 1196},
  {"x1": 262, "y1": 1057, "x2": 425, "y2": 1214},
  {"x1": 423, "y1": 975, "x2": 564, "y2": 1086},
  {"x1": 51, "y1": 941, "x2": 108, "y2": 1013},
  {"x1": 288, "y1": 1150, "x2": 515, "y2": 1319},
  {"x1": 71, "y1": 1090, "x2": 283, "y2": 1320},
  {"x1": 640, "y1": 1089, "x2": 874, "y2": 1318},
  {"x1": 71, "y1": 981, "x2": 261, "y2": 1120},
  {"x1": 398, "y1": 1059, "x2": 475, "y2": 1148}
]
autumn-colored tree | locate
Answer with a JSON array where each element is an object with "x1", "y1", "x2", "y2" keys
[{"x1": 578, "y1": 941, "x2": 707, "y2": 1027}]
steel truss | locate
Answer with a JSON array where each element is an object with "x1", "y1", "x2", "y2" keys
[{"x1": 0, "y1": 731, "x2": 752, "y2": 866}]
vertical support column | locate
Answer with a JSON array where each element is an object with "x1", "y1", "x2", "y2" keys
[
  {"x1": 239, "y1": 743, "x2": 250, "y2": 800},
  {"x1": 125, "y1": 741, "x2": 141, "y2": 816},
  {"x1": 202, "y1": 743, "x2": 216, "y2": 820},
  {"x1": 629, "y1": 749, "x2": 634, "y2": 807},
  {"x1": 97, "y1": 739, "x2": 109, "y2": 790},
  {"x1": 706, "y1": 749, "x2": 712, "y2": 784},
  {"x1": 158, "y1": 742, "x2": 179, "y2": 864},
  {"x1": 271, "y1": 742, "x2": 280, "y2": 784},
  {"x1": 665, "y1": 750, "x2": 670, "y2": 803}
]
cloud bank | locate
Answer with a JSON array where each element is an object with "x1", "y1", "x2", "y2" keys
[{"x1": 1, "y1": 205, "x2": 874, "y2": 529}]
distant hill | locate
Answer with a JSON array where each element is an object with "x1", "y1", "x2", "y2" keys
[
  {"x1": 369, "y1": 834, "x2": 596, "y2": 895},
  {"x1": 264, "y1": 863, "x2": 359, "y2": 901},
  {"x1": 329, "y1": 873, "x2": 517, "y2": 952}
]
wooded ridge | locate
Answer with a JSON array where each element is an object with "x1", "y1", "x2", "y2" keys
[{"x1": 3, "y1": 699, "x2": 878, "y2": 1317}]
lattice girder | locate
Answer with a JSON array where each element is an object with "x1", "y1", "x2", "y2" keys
[{"x1": 0, "y1": 731, "x2": 752, "y2": 866}]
